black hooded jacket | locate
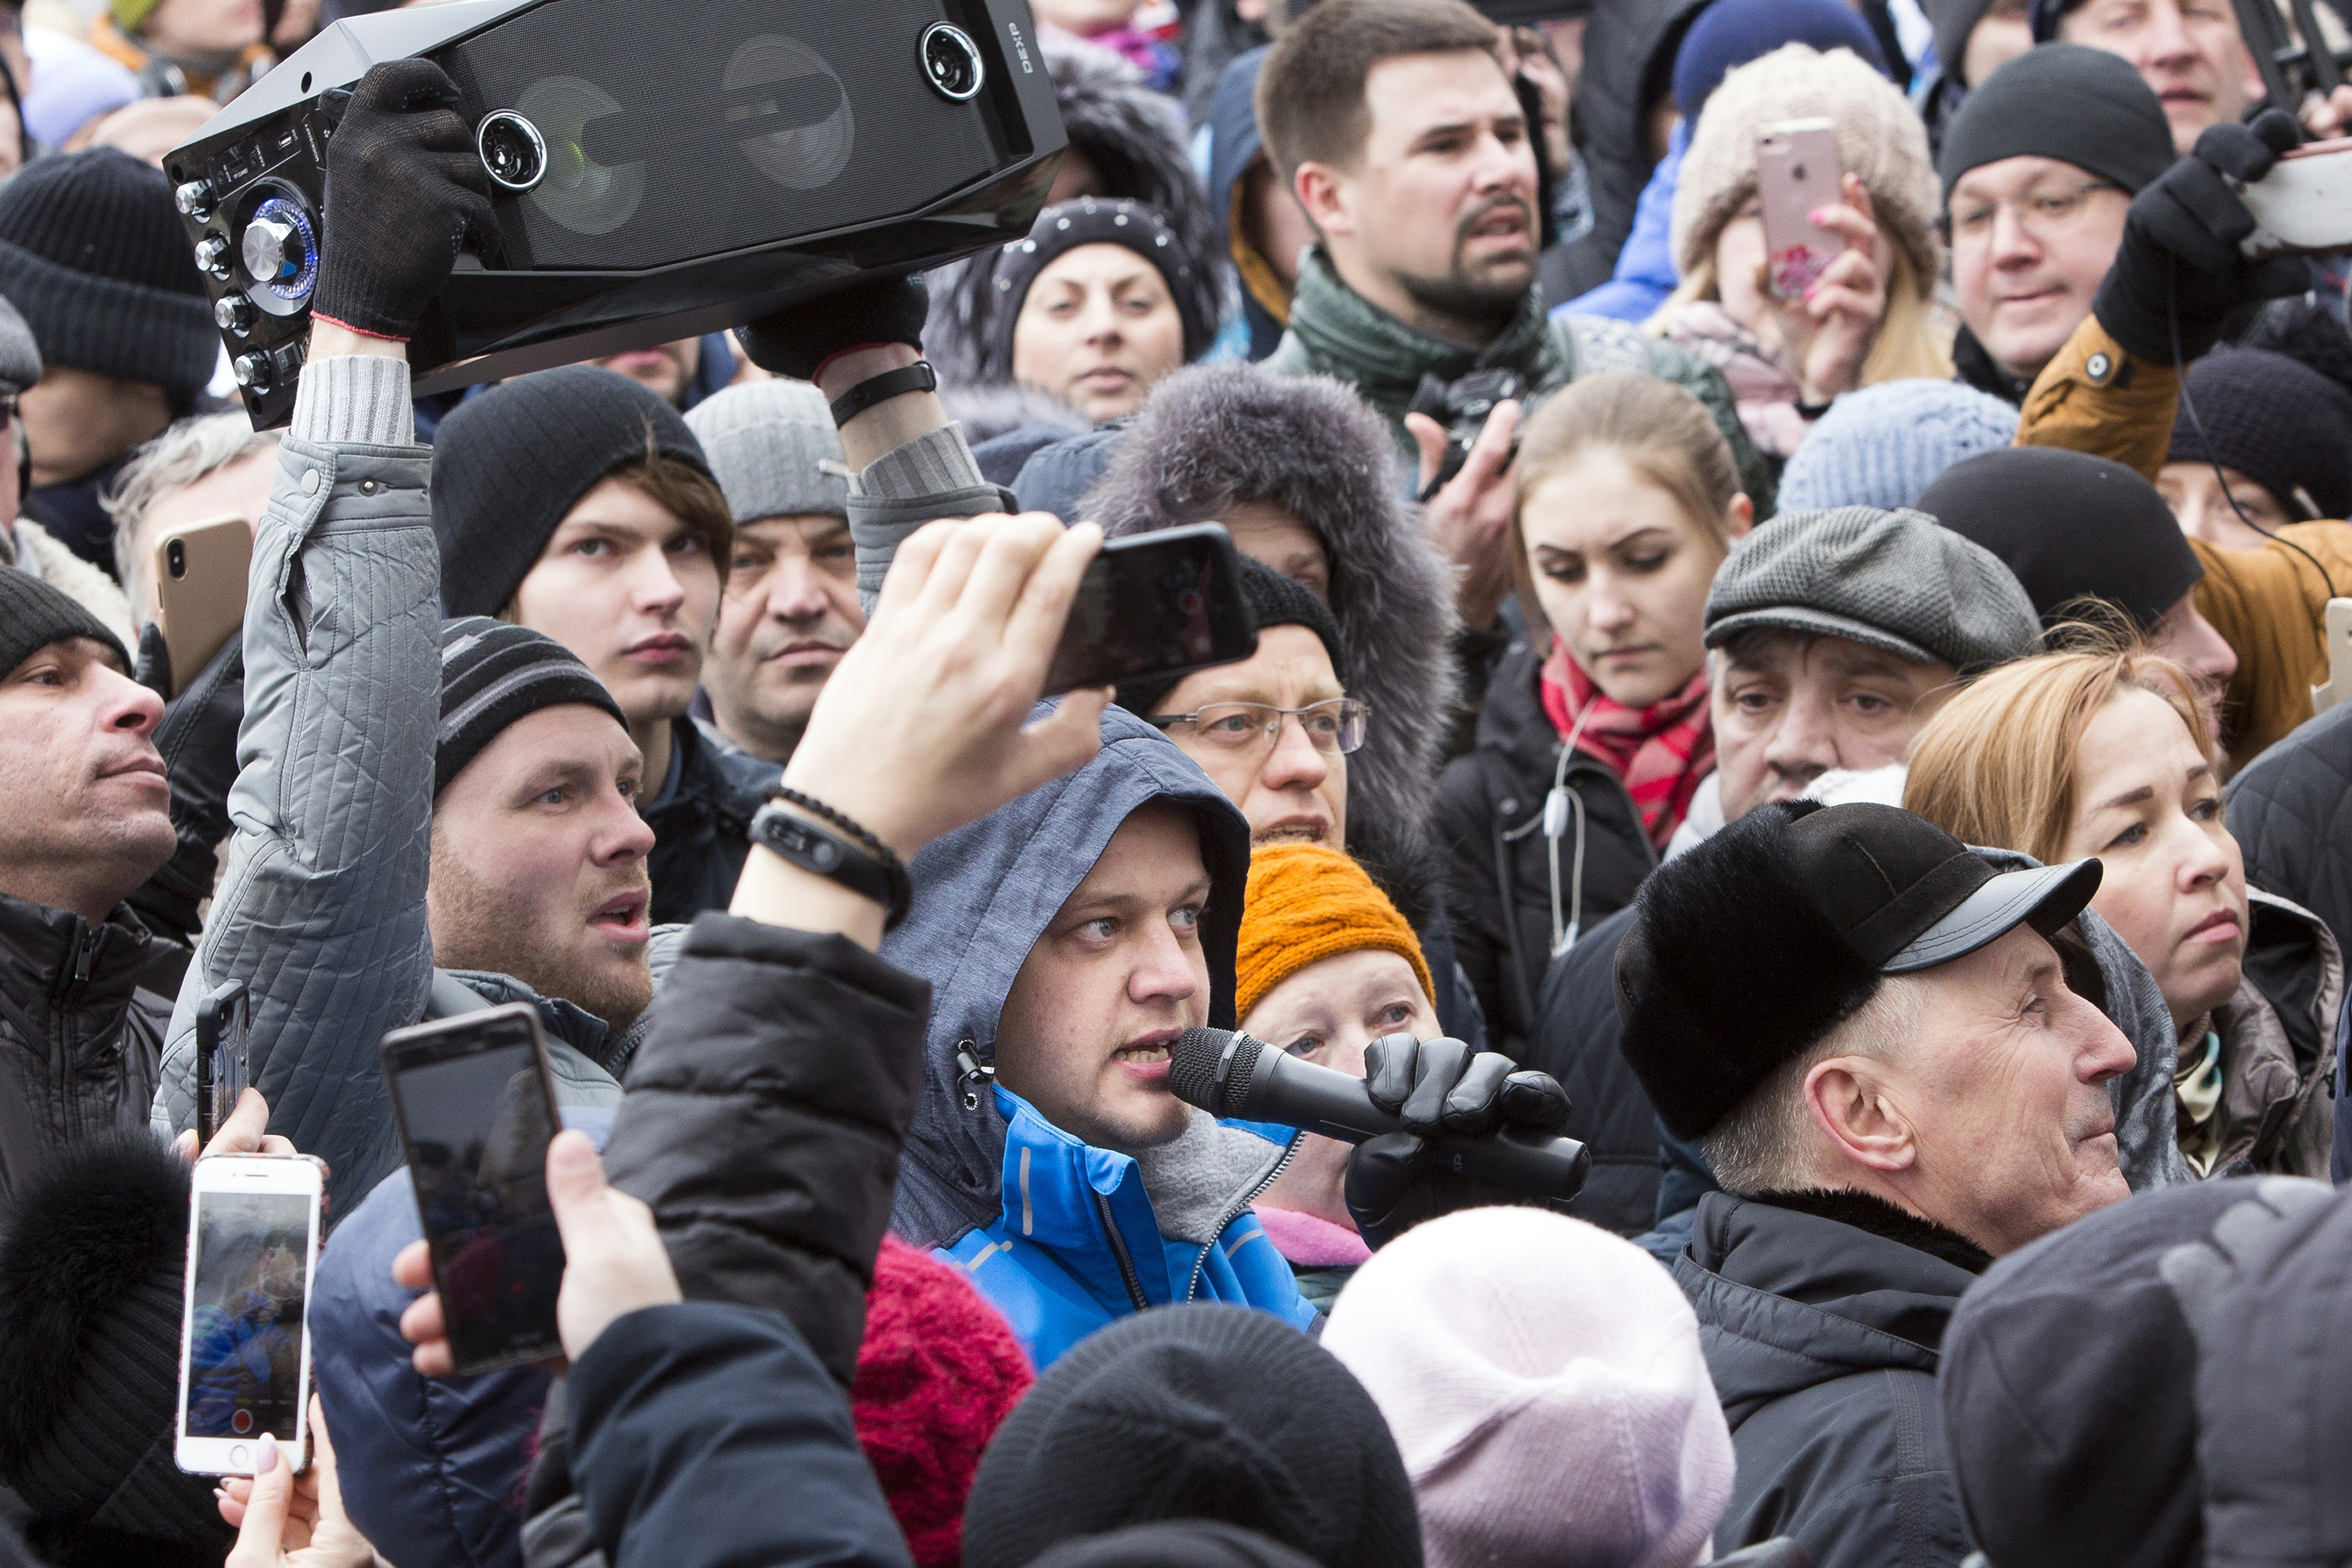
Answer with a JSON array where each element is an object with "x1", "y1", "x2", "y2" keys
[
  {"x1": 1679, "y1": 1190, "x2": 1983, "y2": 1568},
  {"x1": 0, "y1": 893, "x2": 170, "y2": 1217},
  {"x1": 1436, "y1": 639, "x2": 1655, "y2": 1058},
  {"x1": 641, "y1": 718, "x2": 778, "y2": 928},
  {"x1": 1552, "y1": 0, "x2": 1715, "y2": 302}
]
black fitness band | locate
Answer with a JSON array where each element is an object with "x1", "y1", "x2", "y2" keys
[
  {"x1": 828, "y1": 360, "x2": 937, "y2": 427},
  {"x1": 747, "y1": 799, "x2": 913, "y2": 930}
]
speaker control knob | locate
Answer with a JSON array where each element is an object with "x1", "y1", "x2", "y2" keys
[
  {"x1": 233, "y1": 352, "x2": 272, "y2": 393},
  {"x1": 242, "y1": 217, "x2": 297, "y2": 283},
  {"x1": 195, "y1": 235, "x2": 232, "y2": 278},
  {"x1": 214, "y1": 295, "x2": 255, "y2": 335},
  {"x1": 175, "y1": 179, "x2": 213, "y2": 219}
]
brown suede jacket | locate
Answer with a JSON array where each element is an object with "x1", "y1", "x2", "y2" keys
[{"x1": 2015, "y1": 314, "x2": 2352, "y2": 772}]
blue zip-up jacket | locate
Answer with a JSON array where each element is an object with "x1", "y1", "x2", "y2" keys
[{"x1": 884, "y1": 705, "x2": 1316, "y2": 1369}]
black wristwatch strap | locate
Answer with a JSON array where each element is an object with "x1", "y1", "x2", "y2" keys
[
  {"x1": 747, "y1": 800, "x2": 912, "y2": 929},
  {"x1": 828, "y1": 360, "x2": 936, "y2": 426}
]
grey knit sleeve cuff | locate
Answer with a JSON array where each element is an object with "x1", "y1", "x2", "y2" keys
[
  {"x1": 849, "y1": 422, "x2": 986, "y2": 502},
  {"x1": 846, "y1": 422, "x2": 1018, "y2": 613},
  {"x1": 290, "y1": 352, "x2": 416, "y2": 448}
]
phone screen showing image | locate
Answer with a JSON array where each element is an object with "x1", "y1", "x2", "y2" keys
[
  {"x1": 184, "y1": 1189, "x2": 311, "y2": 1441},
  {"x1": 387, "y1": 1016, "x2": 564, "y2": 1372},
  {"x1": 1042, "y1": 525, "x2": 1256, "y2": 695}
]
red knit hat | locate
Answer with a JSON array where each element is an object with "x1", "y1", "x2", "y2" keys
[{"x1": 854, "y1": 1236, "x2": 1035, "y2": 1568}]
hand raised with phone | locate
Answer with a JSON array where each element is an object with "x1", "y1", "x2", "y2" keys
[
  {"x1": 217, "y1": 1398, "x2": 374, "y2": 1568},
  {"x1": 1771, "y1": 174, "x2": 1888, "y2": 406}
]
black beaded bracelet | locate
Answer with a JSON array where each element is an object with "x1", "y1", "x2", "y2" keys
[
  {"x1": 767, "y1": 786, "x2": 905, "y2": 874},
  {"x1": 828, "y1": 360, "x2": 937, "y2": 427}
]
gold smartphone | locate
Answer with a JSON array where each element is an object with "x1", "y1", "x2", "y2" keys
[{"x1": 153, "y1": 516, "x2": 252, "y2": 698}]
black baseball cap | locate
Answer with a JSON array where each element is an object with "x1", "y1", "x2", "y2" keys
[{"x1": 1616, "y1": 802, "x2": 2102, "y2": 1140}]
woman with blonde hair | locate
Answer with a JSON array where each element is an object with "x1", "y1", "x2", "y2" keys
[
  {"x1": 1437, "y1": 368, "x2": 1750, "y2": 1053},
  {"x1": 1650, "y1": 43, "x2": 1951, "y2": 466},
  {"x1": 1904, "y1": 643, "x2": 2339, "y2": 1178}
]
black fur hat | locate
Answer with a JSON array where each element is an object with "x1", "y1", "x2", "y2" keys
[
  {"x1": 1616, "y1": 802, "x2": 2100, "y2": 1140},
  {"x1": 0, "y1": 1132, "x2": 233, "y2": 1568}
]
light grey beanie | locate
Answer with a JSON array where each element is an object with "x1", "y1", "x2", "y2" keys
[
  {"x1": 0, "y1": 294, "x2": 40, "y2": 395},
  {"x1": 1776, "y1": 378, "x2": 2020, "y2": 514},
  {"x1": 682, "y1": 378, "x2": 849, "y2": 524}
]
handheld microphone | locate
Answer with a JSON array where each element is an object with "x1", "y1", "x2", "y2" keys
[{"x1": 1168, "y1": 1028, "x2": 1590, "y2": 1202}]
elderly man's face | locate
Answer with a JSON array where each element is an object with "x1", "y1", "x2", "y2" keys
[
  {"x1": 1821, "y1": 923, "x2": 2136, "y2": 1255},
  {"x1": 1712, "y1": 633, "x2": 1957, "y2": 820}
]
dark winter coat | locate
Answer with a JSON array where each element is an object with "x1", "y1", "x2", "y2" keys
[
  {"x1": 0, "y1": 893, "x2": 170, "y2": 1217},
  {"x1": 1437, "y1": 639, "x2": 1655, "y2": 1058},
  {"x1": 1551, "y1": 0, "x2": 1716, "y2": 303},
  {"x1": 568, "y1": 1302, "x2": 912, "y2": 1568},
  {"x1": 1680, "y1": 1189, "x2": 1982, "y2": 1568},
  {"x1": 2206, "y1": 888, "x2": 2341, "y2": 1178},
  {"x1": 1205, "y1": 46, "x2": 1288, "y2": 364},
  {"x1": 1084, "y1": 365, "x2": 1462, "y2": 933},
  {"x1": 641, "y1": 716, "x2": 777, "y2": 927},
  {"x1": 926, "y1": 36, "x2": 1227, "y2": 390}
]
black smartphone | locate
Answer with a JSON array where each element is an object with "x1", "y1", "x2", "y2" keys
[
  {"x1": 380, "y1": 1004, "x2": 566, "y2": 1375},
  {"x1": 195, "y1": 979, "x2": 251, "y2": 1147},
  {"x1": 1042, "y1": 523, "x2": 1259, "y2": 696}
]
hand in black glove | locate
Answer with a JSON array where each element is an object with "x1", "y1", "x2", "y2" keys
[
  {"x1": 736, "y1": 273, "x2": 929, "y2": 382},
  {"x1": 2092, "y1": 110, "x2": 2312, "y2": 364},
  {"x1": 310, "y1": 59, "x2": 498, "y2": 342},
  {"x1": 127, "y1": 626, "x2": 245, "y2": 946},
  {"x1": 1342, "y1": 1033, "x2": 1573, "y2": 1250}
]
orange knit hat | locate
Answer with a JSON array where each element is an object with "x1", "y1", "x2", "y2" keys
[{"x1": 1237, "y1": 843, "x2": 1435, "y2": 1024}]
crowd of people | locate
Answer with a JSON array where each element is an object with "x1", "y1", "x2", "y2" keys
[{"x1": 0, "y1": 0, "x2": 2351, "y2": 1564}]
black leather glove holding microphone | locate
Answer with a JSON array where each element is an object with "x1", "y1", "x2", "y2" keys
[
  {"x1": 1342, "y1": 1033, "x2": 1574, "y2": 1250},
  {"x1": 127, "y1": 629, "x2": 245, "y2": 948},
  {"x1": 2092, "y1": 109, "x2": 2312, "y2": 365},
  {"x1": 311, "y1": 58, "x2": 499, "y2": 342}
]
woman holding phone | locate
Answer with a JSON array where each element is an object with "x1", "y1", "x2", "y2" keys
[{"x1": 1648, "y1": 44, "x2": 1951, "y2": 466}]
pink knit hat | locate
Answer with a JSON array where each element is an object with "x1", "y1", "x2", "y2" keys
[{"x1": 1321, "y1": 1208, "x2": 1735, "y2": 1568}]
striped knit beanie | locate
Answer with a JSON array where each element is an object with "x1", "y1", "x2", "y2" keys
[
  {"x1": 1236, "y1": 844, "x2": 1433, "y2": 1023},
  {"x1": 436, "y1": 618, "x2": 626, "y2": 797}
]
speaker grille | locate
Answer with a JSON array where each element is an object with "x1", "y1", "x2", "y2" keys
[{"x1": 444, "y1": 0, "x2": 1004, "y2": 271}]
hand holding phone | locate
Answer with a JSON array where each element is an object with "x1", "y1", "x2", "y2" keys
[
  {"x1": 177, "y1": 1154, "x2": 322, "y2": 1477},
  {"x1": 196, "y1": 980, "x2": 252, "y2": 1148},
  {"x1": 2236, "y1": 137, "x2": 2352, "y2": 255},
  {"x1": 1041, "y1": 523, "x2": 1258, "y2": 696},
  {"x1": 153, "y1": 516, "x2": 252, "y2": 701},
  {"x1": 1757, "y1": 119, "x2": 1847, "y2": 301}
]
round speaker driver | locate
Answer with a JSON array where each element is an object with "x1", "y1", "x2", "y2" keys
[
  {"x1": 725, "y1": 34, "x2": 854, "y2": 192},
  {"x1": 516, "y1": 75, "x2": 645, "y2": 236}
]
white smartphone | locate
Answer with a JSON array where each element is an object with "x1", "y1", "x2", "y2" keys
[
  {"x1": 2238, "y1": 138, "x2": 2352, "y2": 256},
  {"x1": 175, "y1": 1154, "x2": 321, "y2": 1477}
]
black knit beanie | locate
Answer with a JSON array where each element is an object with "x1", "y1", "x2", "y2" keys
[
  {"x1": 1115, "y1": 554, "x2": 1348, "y2": 718},
  {"x1": 1918, "y1": 446, "x2": 2204, "y2": 632},
  {"x1": 1936, "y1": 45, "x2": 2175, "y2": 199},
  {"x1": 430, "y1": 364, "x2": 718, "y2": 619},
  {"x1": 0, "y1": 1132, "x2": 235, "y2": 1568},
  {"x1": 0, "y1": 148, "x2": 217, "y2": 407},
  {"x1": 437, "y1": 618, "x2": 628, "y2": 796},
  {"x1": 0, "y1": 565, "x2": 130, "y2": 676},
  {"x1": 2167, "y1": 349, "x2": 2352, "y2": 521},
  {"x1": 961, "y1": 1304, "x2": 1422, "y2": 1568},
  {"x1": 982, "y1": 198, "x2": 1218, "y2": 375}
]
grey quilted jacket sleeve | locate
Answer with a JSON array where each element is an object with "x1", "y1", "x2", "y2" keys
[{"x1": 152, "y1": 365, "x2": 439, "y2": 1214}]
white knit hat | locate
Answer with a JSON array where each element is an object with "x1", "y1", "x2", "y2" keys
[
  {"x1": 1670, "y1": 42, "x2": 1943, "y2": 293},
  {"x1": 1321, "y1": 1208, "x2": 1735, "y2": 1568}
]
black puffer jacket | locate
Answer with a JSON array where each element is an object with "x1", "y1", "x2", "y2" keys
[
  {"x1": 1552, "y1": 0, "x2": 1715, "y2": 302},
  {"x1": 2229, "y1": 698, "x2": 2352, "y2": 963},
  {"x1": 1435, "y1": 640, "x2": 1654, "y2": 1056},
  {"x1": 1680, "y1": 1190, "x2": 1983, "y2": 1568},
  {"x1": 641, "y1": 718, "x2": 777, "y2": 928},
  {"x1": 0, "y1": 894, "x2": 169, "y2": 1216}
]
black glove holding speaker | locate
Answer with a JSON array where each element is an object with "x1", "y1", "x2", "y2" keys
[
  {"x1": 2091, "y1": 110, "x2": 2312, "y2": 364},
  {"x1": 127, "y1": 629, "x2": 245, "y2": 947},
  {"x1": 736, "y1": 273, "x2": 930, "y2": 382},
  {"x1": 311, "y1": 59, "x2": 498, "y2": 342},
  {"x1": 1343, "y1": 1034, "x2": 1573, "y2": 1249}
]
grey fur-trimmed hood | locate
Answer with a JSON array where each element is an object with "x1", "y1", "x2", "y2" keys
[
  {"x1": 926, "y1": 34, "x2": 1230, "y2": 389},
  {"x1": 1082, "y1": 363, "x2": 1461, "y2": 925}
]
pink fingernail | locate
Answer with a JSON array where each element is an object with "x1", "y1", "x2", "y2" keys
[{"x1": 256, "y1": 1433, "x2": 277, "y2": 1474}]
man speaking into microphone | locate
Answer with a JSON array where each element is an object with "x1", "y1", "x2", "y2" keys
[{"x1": 882, "y1": 721, "x2": 1574, "y2": 1371}]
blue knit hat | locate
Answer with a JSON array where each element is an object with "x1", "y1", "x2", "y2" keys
[
  {"x1": 1776, "y1": 379, "x2": 2020, "y2": 514},
  {"x1": 1670, "y1": 0, "x2": 1886, "y2": 116}
]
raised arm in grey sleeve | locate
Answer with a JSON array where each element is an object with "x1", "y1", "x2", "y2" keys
[
  {"x1": 153, "y1": 354, "x2": 443, "y2": 1213},
  {"x1": 846, "y1": 421, "x2": 1016, "y2": 614}
]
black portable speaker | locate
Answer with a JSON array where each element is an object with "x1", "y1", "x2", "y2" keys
[{"x1": 165, "y1": 0, "x2": 1065, "y2": 428}]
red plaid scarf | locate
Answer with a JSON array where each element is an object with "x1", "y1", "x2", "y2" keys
[{"x1": 1539, "y1": 642, "x2": 1715, "y2": 850}]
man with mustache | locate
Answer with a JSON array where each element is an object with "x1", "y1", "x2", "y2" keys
[
  {"x1": 1253, "y1": 0, "x2": 1767, "y2": 630},
  {"x1": 683, "y1": 380, "x2": 866, "y2": 765}
]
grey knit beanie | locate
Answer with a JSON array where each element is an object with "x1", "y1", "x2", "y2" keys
[
  {"x1": 0, "y1": 294, "x2": 42, "y2": 395},
  {"x1": 682, "y1": 379, "x2": 848, "y2": 523},
  {"x1": 1776, "y1": 379, "x2": 2020, "y2": 513}
]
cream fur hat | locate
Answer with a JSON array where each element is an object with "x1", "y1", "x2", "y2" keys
[{"x1": 1670, "y1": 43, "x2": 1942, "y2": 294}]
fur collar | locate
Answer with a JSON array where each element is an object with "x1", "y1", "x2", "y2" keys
[{"x1": 1750, "y1": 1187, "x2": 1995, "y2": 1275}]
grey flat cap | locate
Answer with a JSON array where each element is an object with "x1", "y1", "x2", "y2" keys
[
  {"x1": 1704, "y1": 505, "x2": 2041, "y2": 674},
  {"x1": 683, "y1": 378, "x2": 849, "y2": 523},
  {"x1": 0, "y1": 293, "x2": 42, "y2": 395}
]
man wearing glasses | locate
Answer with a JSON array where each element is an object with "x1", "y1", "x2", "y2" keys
[{"x1": 1933, "y1": 45, "x2": 2177, "y2": 404}]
